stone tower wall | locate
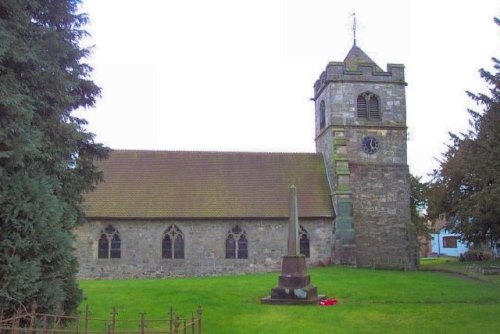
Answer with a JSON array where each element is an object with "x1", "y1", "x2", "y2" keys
[
  {"x1": 314, "y1": 59, "x2": 418, "y2": 269},
  {"x1": 350, "y1": 164, "x2": 415, "y2": 267}
]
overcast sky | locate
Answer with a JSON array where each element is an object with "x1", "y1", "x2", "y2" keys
[{"x1": 77, "y1": 0, "x2": 499, "y2": 180}]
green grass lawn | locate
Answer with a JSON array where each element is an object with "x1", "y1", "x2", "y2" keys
[{"x1": 79, "y1": 264, "x2": 500, "y2": 333}]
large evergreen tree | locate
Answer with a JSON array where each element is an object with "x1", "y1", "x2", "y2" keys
[
  {"x1": 427, "y1": 18, "x2": 500, "y2": 247},
  {"x1": 0, "y1": 0, "x2": 108, "y2": 315}
]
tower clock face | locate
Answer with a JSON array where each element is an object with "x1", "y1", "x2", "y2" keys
[{"x1": 362, "y1": 136, "x2": 379, "y2": 154}]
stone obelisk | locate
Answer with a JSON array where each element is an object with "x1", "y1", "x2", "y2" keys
[
  {"x1": 261, "y1": 185, "x2": 322, "y2": 305},
  {"x1": 287, "y1": 185, "x2": 299, "y2": 256}
]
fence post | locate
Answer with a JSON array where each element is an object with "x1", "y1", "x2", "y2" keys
[
  {"x1": 168, "y1": 306, "x2": 173, "y2": 332},
  {"x1": 139, "y1": 312, "x2": 146, "y2": 334},
  {"x1": 28, "y1": 302, "x2": 37, "y2": 334},
  {"x1": 197, "y1": 305, "x2": 202, "y2": 334},
  {"x1": 53, "y1": 313, "x2": 61, "y2": 332},
  {"x1": 110, "y1": 306, "x2": 117, "y2": 334},
  {"x1": 75, "y1": 314, "x2": 80, "y2": 334},
  {"x1": 84, "y1": 305, "x2": 89, "y2": 334},
  {"x1": 42, "y1": 314, "x2": 48, "y2": 334},
  {"x1": 12, "y1": 309, "x2": 21, "y2": 334},
  {"x1": 173, "y1": 316, "x2": 180, "y2": 334},
  {"x1": 191, "y1": 312, "x2": 195, "y2": 334}
]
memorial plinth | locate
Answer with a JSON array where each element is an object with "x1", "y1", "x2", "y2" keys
[{"x1": 261, "y1": 186, "x2": 324, "y2": 305}]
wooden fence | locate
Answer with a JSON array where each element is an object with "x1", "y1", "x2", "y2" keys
[{"x1": 0, "y1": 304, "x2": 202, "y2": 334}]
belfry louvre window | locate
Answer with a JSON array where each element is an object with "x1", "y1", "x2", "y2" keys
[
  {"x1": 443, "y1": 236, "x2": 459, "y2": 248},
  {"x1": 299, "y1": 225, "x2": 310, "y2": 258},
  {"x1": 162, "y1": 225, "x2": 184, "y2": 259},
  {"x1": 226, "y1": 225, "x2": 248, "y2": 259},
  {"x1": 319, "y1": 100, "x2": 326, "y2": 129},
  {"x1": 357, "y1": 92, "x2": 380, "y2": 120},
  {"x1": 98, "y1": 225, "x2": 121, "y2": 259}
]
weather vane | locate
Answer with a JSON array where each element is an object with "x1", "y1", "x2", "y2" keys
[{"x1": 351, "y1": 12, "x2": 357, "y2": 46}]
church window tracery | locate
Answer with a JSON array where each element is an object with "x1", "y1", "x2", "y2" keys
[
  {"x1": 98, "y1": 225, "x2": 121, "y2": 259},
  {"x1": 226, "y1": 225, "x2": 248, "y2": 259},
  {"x1": 162, "y1": 225, "x2": 184, "y2": 259},
  {"x1": 357, "y1": 92, "x2": 380, "y2": 120}
]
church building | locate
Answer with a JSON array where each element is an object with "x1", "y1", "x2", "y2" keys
[{"x1": 74, "y1": 44, "x2": 418, "y2": 279}]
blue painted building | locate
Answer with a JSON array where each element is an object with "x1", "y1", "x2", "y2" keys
[{"x1": 431, "y1": 229, "x2": 468, "y2": 257}]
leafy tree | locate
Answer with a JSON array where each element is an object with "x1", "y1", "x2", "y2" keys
[
  {"x1": 410, "y1": 174, "x2": 429, "y2": 238},
  {"x1": 0, "y1": 0, "x2": 108, "y2": 315},
  {"x1": 427, "y1": 18, "x2": 500, "y2": 248}
]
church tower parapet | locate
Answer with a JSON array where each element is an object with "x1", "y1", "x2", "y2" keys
[{"x1": 314, "y1": 62, "x2": 406, "y2": 99}]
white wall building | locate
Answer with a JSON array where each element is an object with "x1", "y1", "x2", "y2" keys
[{"x1": 431, "y1": 229, "x2": 468, "y2": 257}]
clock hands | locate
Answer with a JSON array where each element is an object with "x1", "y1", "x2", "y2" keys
[
  {"x1": 369, "y1": 139, "x2": 375, "y2": 150},
  {"x1": 362, "y1": 136, "x2": 379, "y2": 154}
]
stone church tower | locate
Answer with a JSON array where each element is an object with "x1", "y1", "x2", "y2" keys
[{"x1": 313, "y1": 44, "x2": 418, "y2": 268}]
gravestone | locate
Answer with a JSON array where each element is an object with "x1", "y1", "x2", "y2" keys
[{"x1": 261, "y1": 185, "x2": 324, "y2": 305}]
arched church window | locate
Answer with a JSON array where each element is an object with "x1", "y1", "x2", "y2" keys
[
  {"x1": 110, "y1": 234, "x2": 121, "y2": 258},
  {"x1": 98, "y1": 234, "x2": 108, "y2": 259},
  {"x1": 299, "y1": 225, "x2": 310, "y2": 258},
  {"x1": 226, "y1": 234, "x2": 236, "y2": 259},
  {"x1": 319, "y1": 100, "x2": 326, "y2": 129},
  {"x1": 237, "y1": 234, "x2": 248, "y2": 259},
  {"x1": 357, "y1": 92, "x2": 380, "y2": 120},
  {"x1": 226, "y1": 225, "x2": 248, "y2": 259},
  {"x1": 162, "y1": 225, "x2": 184, "y2": 259},
  {"x1": 98, "y1": 225, "x2": 121, "y2": 259}
]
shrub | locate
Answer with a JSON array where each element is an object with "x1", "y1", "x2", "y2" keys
[{"x1": 462, "y1": 250, "x2": 493, "y2": 261}]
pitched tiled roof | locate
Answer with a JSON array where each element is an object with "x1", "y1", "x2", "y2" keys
[
  {"x1": 344, "y1": 45, "x2": 383, "y2": 72},
  {"x1": 84, "y1": 150, "x2": 334, "y2": 219}
]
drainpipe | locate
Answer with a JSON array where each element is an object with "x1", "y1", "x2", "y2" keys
[{"x1": 437, "y1": 230, "x2": 441, "y2": 257}]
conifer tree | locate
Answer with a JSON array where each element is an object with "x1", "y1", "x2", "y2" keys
[
  {"x1": 0, "y1": 0, "x2": 108, "y2": 315},
  {"x1": 427, "y1": 18, "x2": 500, "y2": 247}
]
